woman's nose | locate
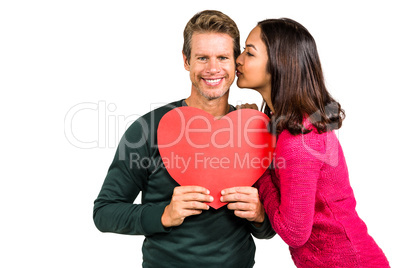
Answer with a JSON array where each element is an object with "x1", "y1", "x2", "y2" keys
[{"x1": 236, "y1": 53, "x2": 243, "y2": 66}]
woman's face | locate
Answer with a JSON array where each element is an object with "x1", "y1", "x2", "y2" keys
[{"x1": 236, "y1": 26, "x2": 272, "y2": 105}]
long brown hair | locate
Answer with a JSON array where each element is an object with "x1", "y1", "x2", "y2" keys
[{"x1": 258, "y1": 18, "x2": 345, "y2": 135}]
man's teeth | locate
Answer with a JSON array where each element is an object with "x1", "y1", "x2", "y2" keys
[{"x1": 205, "y1": 78, "x2": 222, "y2": 83}]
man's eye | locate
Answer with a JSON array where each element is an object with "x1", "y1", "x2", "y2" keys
[
  {"x1": 198, "y1": 57, "x2": 207, "y2": 61},
  {"x1": 219, "y1": 56, "x2": 228, "y2": 60}
]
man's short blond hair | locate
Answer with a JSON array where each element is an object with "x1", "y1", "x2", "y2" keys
[{"x1": 183, "y1": 10, "x2": 240, "y2": 63}]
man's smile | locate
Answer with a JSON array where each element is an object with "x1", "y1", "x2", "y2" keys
[{"x1": 202, "y1": 77, "x2": 224, "y2": 86}]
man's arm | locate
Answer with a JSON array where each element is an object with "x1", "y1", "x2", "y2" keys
[
  {"x1": 93, "y1": 119, "x2": 170, "y2": 236},
  {"x1": 93, "y1": 161, "x2": 169, "y2": 236},
  {"x1": 93, "y1": 115, "x2": 213, "y2": 234}
]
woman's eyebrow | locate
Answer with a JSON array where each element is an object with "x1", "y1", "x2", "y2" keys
[{"x1": 246, "y1": 44, "x2": 257, "y2": 50}]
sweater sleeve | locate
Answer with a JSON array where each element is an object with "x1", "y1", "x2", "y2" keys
[
  {"x1": 258, "y1": 131, "x2": 324, "y2": 248},
  {"x1": 248, "y1": 214, "x2": 276, "y2": 239},
  {"x1": 93, "y1": 119, "x2": 171, "y2": 236},
  {"x1": 247, "y1": 177, "x2": 276, "y2": 239}
]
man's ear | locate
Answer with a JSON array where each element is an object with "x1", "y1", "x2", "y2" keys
[{"x1": 183, "y1": 51, "x2": 190, "y2": 71}]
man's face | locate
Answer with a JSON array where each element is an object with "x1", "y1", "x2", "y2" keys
[{"x1": 183, "y1": 32, "x2": 236, "y2": 100}]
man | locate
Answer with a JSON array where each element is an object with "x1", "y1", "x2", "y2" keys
[{"x1": 93, "y1": 10, "x2": 275, "y2": 267}]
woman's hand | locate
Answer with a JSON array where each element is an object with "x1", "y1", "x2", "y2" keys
[{"x1": 236, "y1": 103, "x2": 258, "y2": 110}]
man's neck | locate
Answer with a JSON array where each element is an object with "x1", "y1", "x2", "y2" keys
[{"x1": 185, "y1": 95, "x2": 230, "y2": 119}]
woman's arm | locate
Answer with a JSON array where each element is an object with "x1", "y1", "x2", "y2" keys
[{"x1": 258, "y1": 131, "x2": 324, "y2": 248}]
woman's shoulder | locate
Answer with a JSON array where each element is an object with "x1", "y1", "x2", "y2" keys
[
  {"x1": 277, "y1": 125, "x2": 340, "y2": 168},
  {"x1": 277, "y1": 127, "x2": 329, "y2": 157},
  {"x1": 278, "y1": 126, "x2": 325, "y2": 146}
]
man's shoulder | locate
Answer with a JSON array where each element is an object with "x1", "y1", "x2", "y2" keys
[
  {"x1": 125, "y1": 99, "x2": 183, "y2": 134},
  {"x1": 142, "y1": 99, "x2": 184, "y2": 121}
]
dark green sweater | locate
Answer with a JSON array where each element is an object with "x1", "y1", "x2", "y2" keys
[{"x1": 93, "y1": 100, "x2": 275, "y2": 267}]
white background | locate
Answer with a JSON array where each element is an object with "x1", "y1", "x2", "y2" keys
[{"x1": 1, "y1": 0, "x2": 401, "y2": 267}]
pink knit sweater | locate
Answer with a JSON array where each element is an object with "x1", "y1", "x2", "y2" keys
[{"x1": 257, "y1": 126, "x2": 389, "y2": 267}]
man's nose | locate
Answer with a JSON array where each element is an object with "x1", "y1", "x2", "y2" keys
[{"x1": 206, "y1": 58, "x2": 221, "y2": 74}]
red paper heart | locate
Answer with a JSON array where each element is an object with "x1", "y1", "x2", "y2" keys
[{"x1": 157, "y1": 106, "x2": 275, "y2": 209}]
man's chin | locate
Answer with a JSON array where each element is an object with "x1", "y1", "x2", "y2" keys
[{"x1": 199, "y1": 88, "x2": 229, "y2": 100}]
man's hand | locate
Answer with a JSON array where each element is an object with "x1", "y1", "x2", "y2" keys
[
  {"x1": 220, "y1": 186, "x2": 265, "y2": 224},
  {"x1": 161, "y1": 186, "x2": 213, "y2": 228}
]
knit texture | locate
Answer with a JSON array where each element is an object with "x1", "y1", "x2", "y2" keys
[{"x1": 257, "y1": 125, "x2": 389, "y2": 267}]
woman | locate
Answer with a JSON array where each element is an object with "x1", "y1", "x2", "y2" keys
[{"x1": 236, "y1": 18, "x2": 389, "y2": 267}]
